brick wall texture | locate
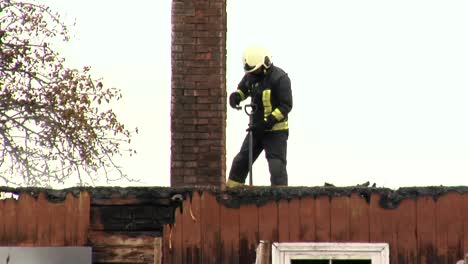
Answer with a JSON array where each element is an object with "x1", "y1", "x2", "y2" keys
[{"x1": 171, "y1": 0, "x2": 227, "y2": 186}]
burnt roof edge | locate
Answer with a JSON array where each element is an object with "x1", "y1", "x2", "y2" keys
[{"x1": 0, "y1": 185, "x2": 466, "y2": 209}]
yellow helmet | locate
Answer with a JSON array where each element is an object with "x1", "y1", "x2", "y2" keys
[{"x1": 242, "y1": 45, "x2": 272, "y2": 73}]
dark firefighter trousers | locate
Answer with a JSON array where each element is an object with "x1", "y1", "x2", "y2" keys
[{"x1": 229, "y1": 130, "x2": 288, "y2": 186}]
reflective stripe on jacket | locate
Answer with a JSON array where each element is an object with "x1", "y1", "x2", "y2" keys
[{"x1": 235, "y1": 64, "x2": 293, "y2": 131}]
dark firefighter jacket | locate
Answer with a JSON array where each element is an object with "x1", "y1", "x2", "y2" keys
[{"x1": 234, "y1": 64, "x2": 292, "y2": 131}]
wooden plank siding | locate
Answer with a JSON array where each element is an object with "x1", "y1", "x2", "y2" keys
[
  {"x1": 349, "y1": 193, "x2": 370, "y2": 242},
  {"x1": 299, "y1": 196, "x2": 315, "y2": 242},
  {"x1": 220, "y1": 197, "x2": 240, "y2": 264},
  {"x1": 416, "y1": 195, "x2": 437, "y2": 264},
  {"x1": 396, "y1": 198, "x2": 417, "y2": 263},
  {"x1": 0, "y1": 191, "x2": 90, "y2": 246},
  {"x1": 239, "y1": 202, "x2": 259, "y2": 263},
  {"x1": 258, "y1": 200, "x2": 279, "y2": 244},
  {"x1": 315, "y1": 195, "x2": 331, "y2": 242},
  {"x1": 330, "y1": 195, "x2": 350, "y2": 242},
  {"x1": 200, "y1": 191, "x2": 221, "y2": 264},
  {"x1": 445, "y1": 193, "x2": 463, "y2": 264},
  {"x1": 161, "y1": 190, "x2": 468, "y2": 263},
  {"x1": 181, "y1": 192, "x2": 202, "y2": 264},
  {"x1": 1, "y1": 188, "x2": 468, "y2": 263},
  {"x1": 369, "y1": 192, "x2": 398, "y2": 264},
  {"x1": 463, "y1": 194, "x2": 468, "y2": 260},
  {"x1": 288, "y1": 198, "x2": 301, "y2": 242}
]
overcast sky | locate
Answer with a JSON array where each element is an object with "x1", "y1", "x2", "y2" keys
[{"x1": 41, "y1": 0, "x2": 468, "y2": 188}]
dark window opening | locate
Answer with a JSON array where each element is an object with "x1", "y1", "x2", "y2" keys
[
  {"x1": 291, "y1": 260, "x2": 371, "y2": 264},
  {"x1": 333, "y1": 260, "x2": 371, "y2": 264}
]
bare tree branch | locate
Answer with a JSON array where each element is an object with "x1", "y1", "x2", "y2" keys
[{"x1": 0, "y1": 0, "x2": 137, "y2": 187}]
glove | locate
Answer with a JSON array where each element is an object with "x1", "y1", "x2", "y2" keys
[
  {"x1": 246, "y1": 122, "x2": 265, "y2": 138},
  {"x1": 264, "y1": 115, "x2": 277, "y2": 130},
  {"x1": 229, "y1": 92, "x2": 241, "y2": 109}
]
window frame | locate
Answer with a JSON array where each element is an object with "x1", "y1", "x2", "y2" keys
[{"x1": 272, "y1": 242, "x2": 389, "y2": 264}]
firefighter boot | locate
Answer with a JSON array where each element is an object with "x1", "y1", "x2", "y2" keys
[{"x1": 226, "y1": 179, "x2": 245, "y2": 188}]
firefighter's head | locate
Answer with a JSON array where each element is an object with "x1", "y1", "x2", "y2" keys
[{"x1": 242, "y1": 45, "x2": 272, "y2": 75}]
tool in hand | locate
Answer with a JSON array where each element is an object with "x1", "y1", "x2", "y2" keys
[{"x1": 236, "y1": 103, "x2": 256, "y2": 186}]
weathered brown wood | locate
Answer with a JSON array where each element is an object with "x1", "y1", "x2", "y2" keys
[
  {"x1": 288, "y1": 198, "x2": 301, "y2": 242},
  {"x1": 369, "y1": 193, "x2": 383, "y2": 242},
  {"x1": 16, "y1": 193, "x2": 36, "y2": 245},
  {"x1": 171, "y1": 204, "x2": 183, "y2": 264},
  {"x1": 92, "y1": 195, "x2": 139, "y2": 206},
  {"x1": 90, "y1": 231, "x2": 162, "y2": 263},
  {"x1": 93, "y1": 246, "x2": 154, "y2": 263},
  {"x1": 64, "y1": 192, "x2": 78, "y2": 245},
  {"x1": 239, "y1": 203, "x2": 259, "y2": 264},
  {"x1": 436, "y1": 192, "x2": 463, "y2": 264},
  {"x1": 89, "y1": 206, "x2": 104, "y2": 231},
  {"x1": 8, "y1": 188, "x2": 468, "y2": 263},
  {"x1": 162, "y1": 224, "x2": 173, "y2": 264},
  {"x1": 89, "y1": 231, "x2": 159, "y2": 247},
  {"x1": 416, "y1": 195, "x2": 436, "y2": 264},
  {"x1": 445, "y1": 192, "x2": 464, "y2": 264},
  {"x1": 258, "y1": 201, "x2": 278, "y2": 243},
  {"x1": 0, "y1": 200, "x2": 4, "y2": 243},
  {"x1": 315, "y1": 195, "x2": 330, "y2": 241},
  {"x1": 92, "y1": 196, "x2": 172, "y2": 206},
  {"x1": 369, "y1": 193, "x2": 398, "y2": 264},
  {"x1": 396, "y1": 198, "x2": 417, "y2": 264},
  {"x1": 436, "y1": 192, "x2": 450, "y2": 264},
  {"x1": 154, "y1": 237, "x2": 162, "y2": 264},
  {"x1": 3, "y1": 198, "x2": 17, "y2": 245},
  {"x1": 463, "y1": 194, "x2": 468, "y2": 258},
  {"x1": 220, "y1": 202, "x2": 240, "y2": 264},
  {"x1": 200, "y1": 192, "x2": 221, "y2": 264},
  {"x1": 182, "y1": 192, "x2": 202, "y2": 264},
  {"x1": 50, "y1": 201, "x2": 65, "y2": 246},
  {"x1": 299, "y1": 196, "x2": 315, "y2": 241},
  {"x1": 77, "y1": 192, "x2": 90, "y2": 246},
  {"x1": 90, "y1": 230, "x2": 163, "y2": 263},
  {"x1": 330, "y1": 195, "x2": 350, "y2": 241},
  {"x1": 278, "y1": 200, "x2": 289, "y2": 242},
  {"x1": 349, "y1": 193, "x2": 369, "y2": 242},
  {"x1": 36, "y1": 192, "x2": 50, "y2": 246}
]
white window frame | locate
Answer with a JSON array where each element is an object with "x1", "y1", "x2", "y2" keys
[{"x1": 272, "y1": 242, "x2": 389, "y2": 264}]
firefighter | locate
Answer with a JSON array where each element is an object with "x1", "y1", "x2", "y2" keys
[{"x1": 227, "y1": 45, "x2": 293, "y2": 187}]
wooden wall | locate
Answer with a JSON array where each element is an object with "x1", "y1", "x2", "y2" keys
[
  {"x1": 89, "y1": 191, "x2": 174, "y2": 264},
  {"x1": 162, "y1": 190, "x2": 468, "y2": 264},
  {"x1": 0, "y1": 188, "x2": 467, "y2": 264},
  {"x1": 0, "y1": 190, "x2": 168, "y2": 264},
  {"x1": 0, "y1": 192, "x2": 90, "y2": 246}
]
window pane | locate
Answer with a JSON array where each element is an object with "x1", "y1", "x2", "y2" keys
[{"x1": 333, "y1": 260, "x2": 371, "y2": 264}]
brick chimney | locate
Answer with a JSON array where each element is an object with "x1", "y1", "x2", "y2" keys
[{"x1": 170, "y1": 0, "x2": 227, "y2": 186}]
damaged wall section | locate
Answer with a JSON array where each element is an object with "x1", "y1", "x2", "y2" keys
[
  {"x1": 0, "y1": 187, "x2": 188, "y2": 263},
  {"x1": 163, "y1": 186, "x2": 468, "y2": 264},
  {"x1": 0, "y1": 186, "x2": 467, "y2": 264},
  {"x1": 0, "y1": 188, "x2": 89, "y2": 246}
]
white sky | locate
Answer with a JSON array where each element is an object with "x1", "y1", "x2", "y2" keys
[{"x1": 40, "y1": 0, "x2": 468, "y2": 188}]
